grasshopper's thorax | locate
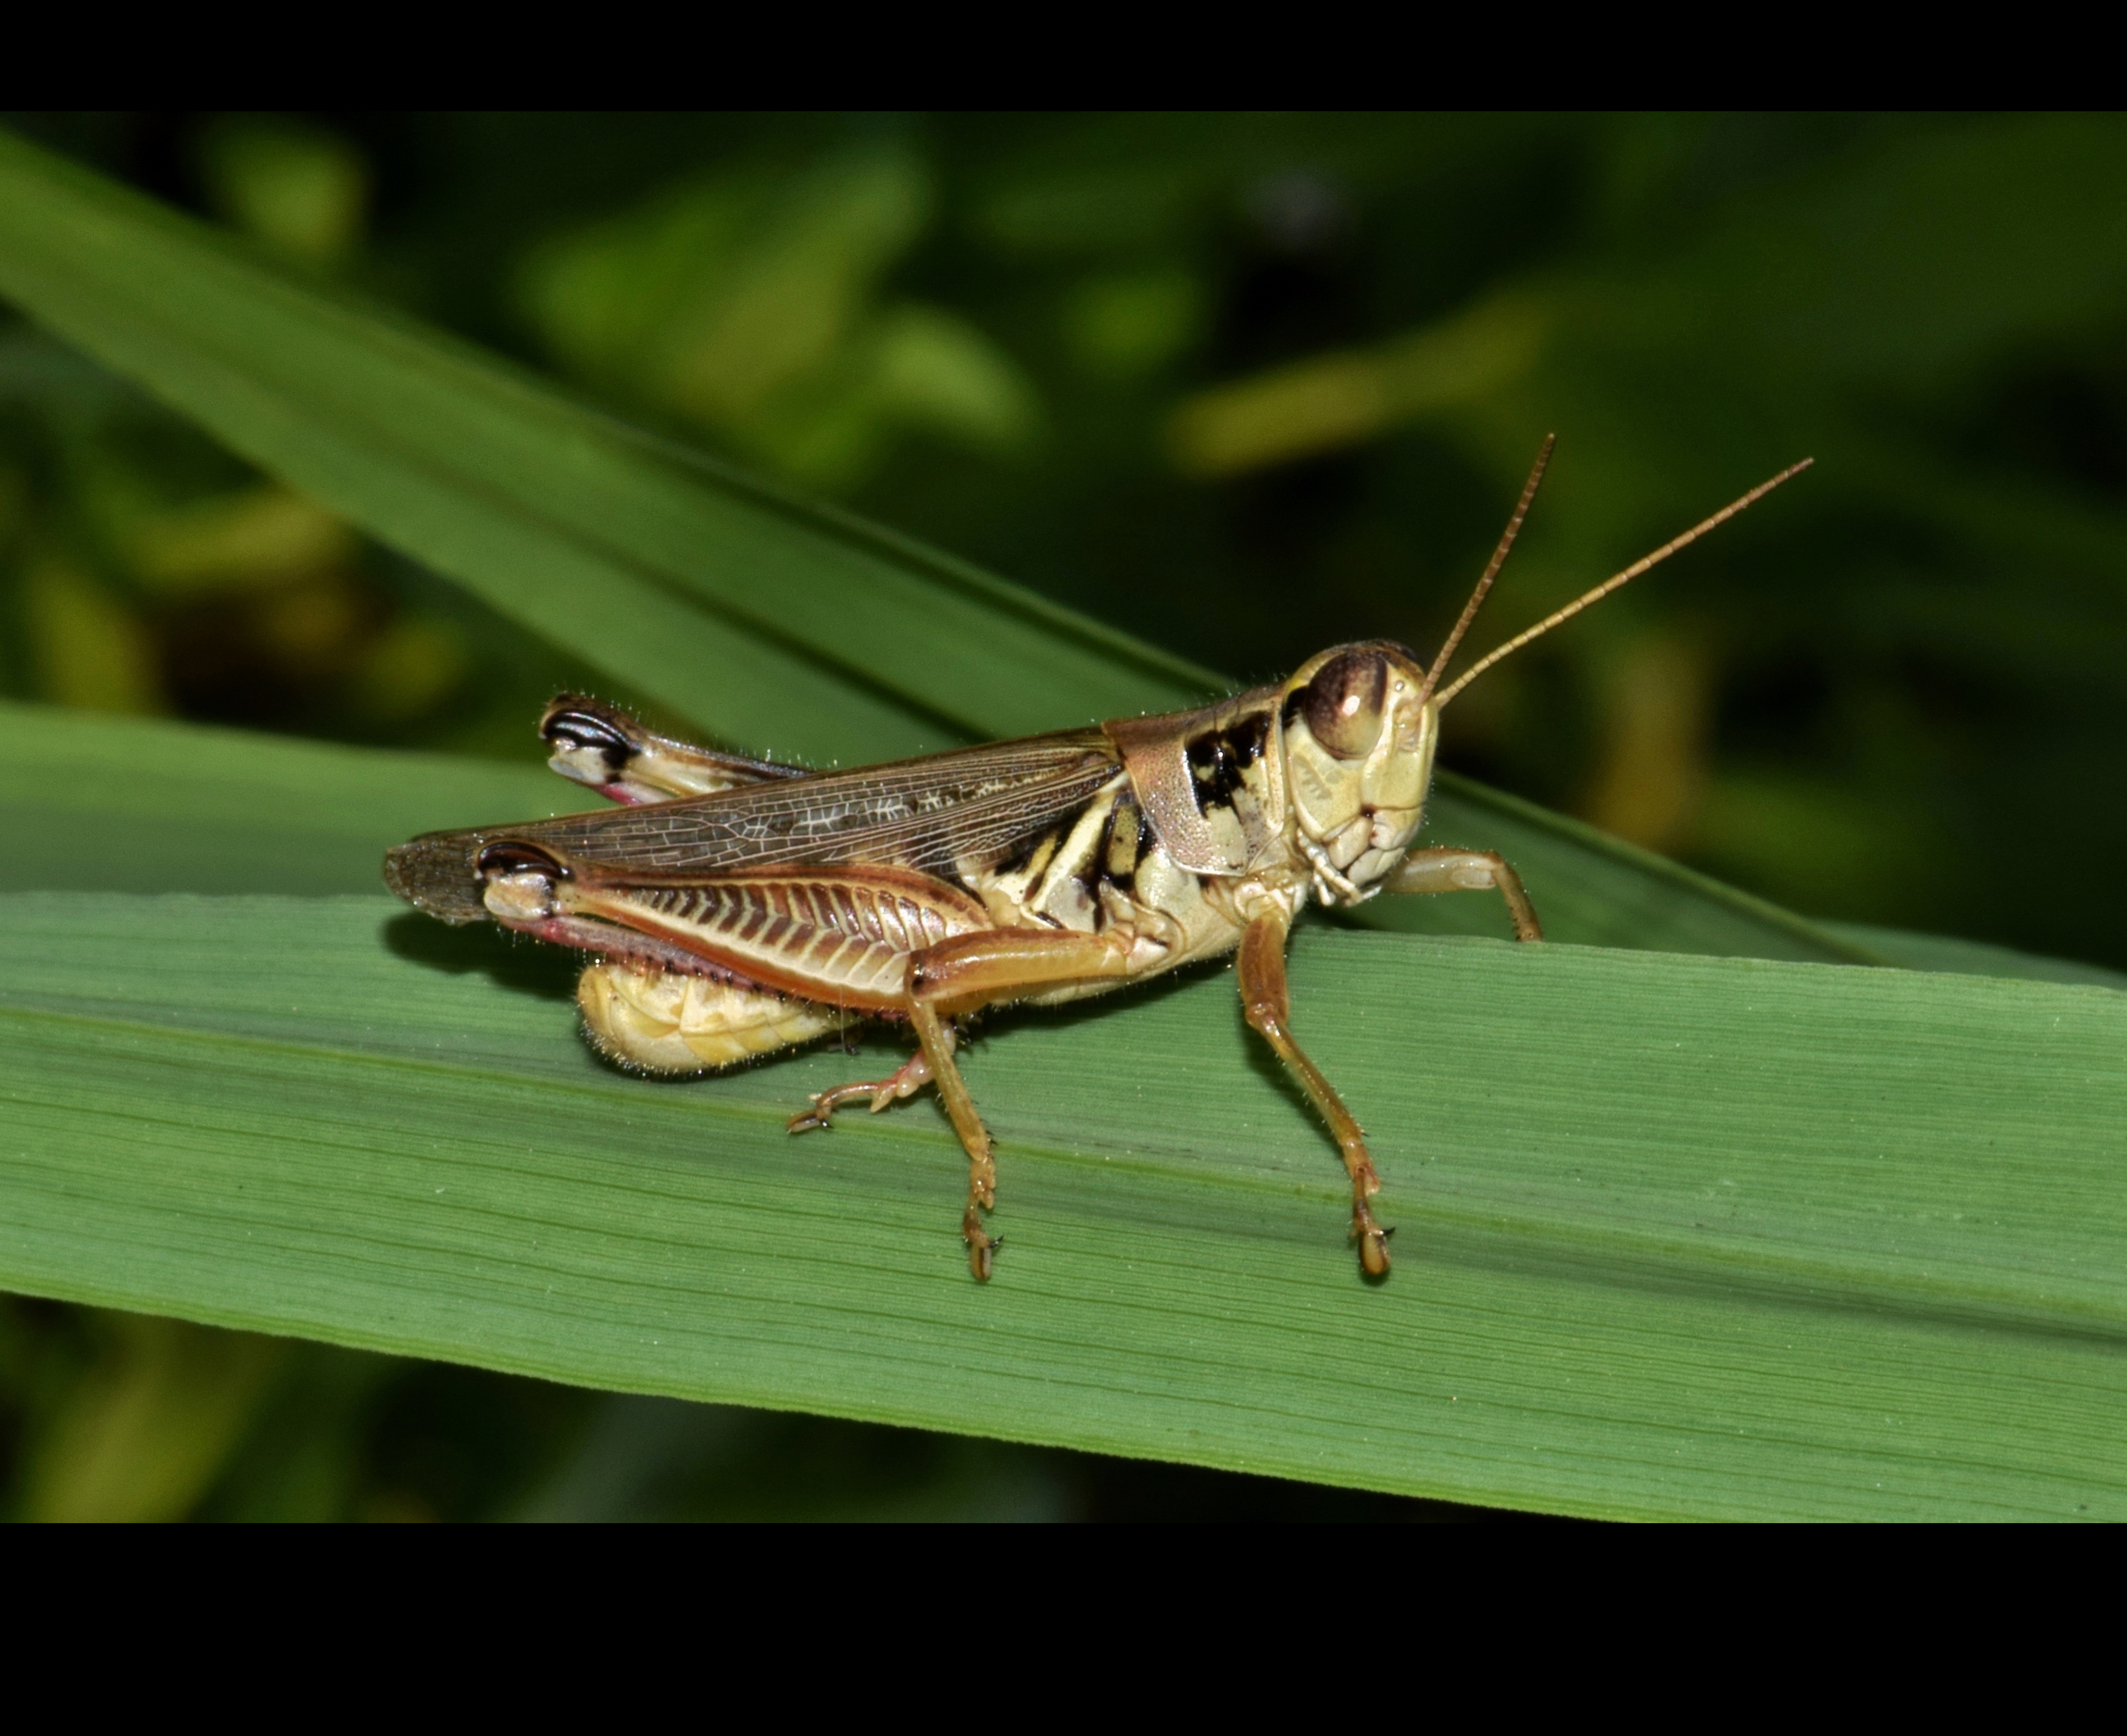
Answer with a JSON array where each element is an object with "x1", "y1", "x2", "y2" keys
[
  {"x1": 1275, "y1": 642, "x2": 1438, "y2": 907},
  {"x1": 1104, "y1": 691, "x2": 1287, "y2": 880},
  {"x1": 1100, "y1": 639, "x2": 1438, "y2": 920}
]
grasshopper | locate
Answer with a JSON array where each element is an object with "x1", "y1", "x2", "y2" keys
[{"x1": 385, "y1": 441, "x2": 1806, "y2": 1279}]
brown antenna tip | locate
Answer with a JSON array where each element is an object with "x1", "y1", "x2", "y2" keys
[
  {"x1": 1433, "y1": 457, "x2": 1813, "y2": 709},
  {"x1": 1418, "y1": 434, "x2": 1556, "y2": 705}
]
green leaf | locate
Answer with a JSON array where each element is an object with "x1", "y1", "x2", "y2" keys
[
  {"x1": 4, "y1": 890, "x2": 2121, "y2": 1520},
  {"x1": 0, "y1": 701, "x2": 558, "y2": 896},
  {"x1": 1380, "y1": 773, "x2": 1878, "y2": 961},
  {"x1": 1822, "y1": 920, "x2": 2127, "y2": 992},
  {"x1": 0, "y1": 129, "x2": 1874, "y2": 965},
  {"x1": 7, "y1": 135, "x2": 2120, "y2": 1517}
]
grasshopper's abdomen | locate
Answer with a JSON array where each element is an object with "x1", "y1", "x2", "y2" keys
[{"x1": 579, "y1": 964, "x2": 852, "y2": 1074}]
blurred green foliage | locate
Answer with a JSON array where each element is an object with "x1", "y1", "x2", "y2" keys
[
  {"x1": 3, "y1": 111, "x2": 2123, "y2": 1519},
  {"x1": 517, "y1": 149, "x2": 1039, "y2": 485}
]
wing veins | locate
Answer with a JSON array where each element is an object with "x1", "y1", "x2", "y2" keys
[{"x1": 502, "y1": 731, "x2": 1123, "y2": 876}]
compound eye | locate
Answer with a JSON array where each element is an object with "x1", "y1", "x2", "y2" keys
[{"x1": 1299, "y1": 649, "x2": 1389, "y2": 759}]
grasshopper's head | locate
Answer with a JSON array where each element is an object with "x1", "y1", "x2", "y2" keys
[
  {"x1": 1279, "y1": 641, "x2": 1440, "y2": 892},
  {"x1": 1277, "y1": 440, "x2": 1813, "y2": 903}
]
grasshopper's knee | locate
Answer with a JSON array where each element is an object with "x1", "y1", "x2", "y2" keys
[{"x1": 1447, "y1": 850, "x2": 1508, "y2": 889}]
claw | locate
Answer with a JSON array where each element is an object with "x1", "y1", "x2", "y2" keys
[
  {"x1": 793, "y1": 1052, "x2": 935, "y2": 1135},
  {"x1": 963, "y1": 1207, "x2": 997, "y2": 1281},
  {"x1": 1353, "y1": 1209, "x2": 1393, "y2": 1278}
]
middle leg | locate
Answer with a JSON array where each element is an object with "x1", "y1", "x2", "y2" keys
[
  {"x1": 907, "y1": 927, "x2": 1133, "y2": 1279},
  {"x1": 784, "y1": 925, "x2": 1133, "y2": 1280},
  {"x1": 1238, "y1": 904, "x2": 1393, "y2": 1276}
]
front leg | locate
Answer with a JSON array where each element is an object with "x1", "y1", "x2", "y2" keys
[
  {"x1": 1238, "y1": 905, "x2": 1393, "y2": 1277},
  {"x1": 1380, "y1": 847, "x2": 1543, "y2": 941}
]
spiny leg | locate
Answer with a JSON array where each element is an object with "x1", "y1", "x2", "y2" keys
[
  {"x1": 787, "y1": 1045, "x2": 936, "y2": 1133},
  {"x1": 777, "y1": 1001, "x2": 994, "y2": 1276},
  {"x1": 905, "y1": 998, "x2": 999, "y2": 1279},
  {"x1": 1380, "y1": 847, "x2": 1543, "y2": 942},
  {"x1": 904, "y1": 928, "x2": 1133, "y2": 1280},
  {"x1": 1238, "y1": 906, "x2": 1392, "y2": 1277}
]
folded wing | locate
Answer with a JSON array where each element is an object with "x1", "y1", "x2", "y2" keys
[{"x1": 384, "y1": 729, "x2": 1125, "y2": 924}]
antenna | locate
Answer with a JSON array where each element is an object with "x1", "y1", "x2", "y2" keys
[
  {"x1": 1417, "y1": 433, "x2": 1555, "y2": 704},
  {"x1": 1433, "y1": 458, "x2": 1814, "y2": 709}
]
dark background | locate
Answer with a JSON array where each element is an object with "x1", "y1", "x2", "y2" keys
[{"x1": 3, "y1": 113, "x2": 2123, "y2": 1519}]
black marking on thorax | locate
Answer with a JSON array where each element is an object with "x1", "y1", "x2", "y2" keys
[
  {"x1": 1185, "y1": 713, "x2": 1269, "y2": 813},
  {"x1": 994, "y1": 825, "x2": 1063, "y2": 883},
  {"x1": 1093, "y1": 789, "x2": 1148, "y2": 897}
]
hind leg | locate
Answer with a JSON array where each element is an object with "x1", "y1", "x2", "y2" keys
[
  {"x1": 787, "y1": 1046, "x2": 936, "y2": 1132},
  {"x1": 541, "y1": 696, "x2": 806, "y2": 803}
]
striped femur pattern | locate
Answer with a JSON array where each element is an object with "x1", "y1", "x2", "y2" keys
[{"x1": 574, "y1": 869, "x2": 988, "y2": 1008}]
